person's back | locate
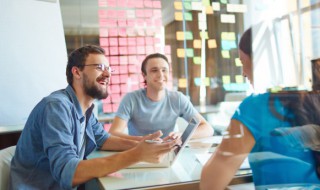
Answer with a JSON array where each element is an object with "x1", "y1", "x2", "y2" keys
[{"x1": 232, "y1": 92, "x2": 320, "y2": 186}]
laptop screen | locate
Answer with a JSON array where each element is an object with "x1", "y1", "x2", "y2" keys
[{"x1": 173, "y1": 117, "x2": 200, "y2": 156}]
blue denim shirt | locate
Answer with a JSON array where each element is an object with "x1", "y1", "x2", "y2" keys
[{"x1": 9, "y1": 85, "x2": 110, "y2": 190}]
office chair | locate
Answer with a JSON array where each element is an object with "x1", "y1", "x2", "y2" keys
[{"x1": 0, "y1": 146, "x2": 16, "y2": 190}]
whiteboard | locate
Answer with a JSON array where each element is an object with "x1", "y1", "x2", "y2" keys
[{"x1": 0, "y1": 0, "x2": 67, "y2": 125}]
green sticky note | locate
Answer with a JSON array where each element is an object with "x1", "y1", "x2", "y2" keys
[
  {"x1": 184, "y1": 12, "x2": 193, "y2": 21},
  {"x1": 200, "y1": 31, "x2": 208, "y2": 39},
  {"x1": 220, "y1": 0, "x2": 228, "y2": 4},
  {"x1": 183, "y1": 2, "x2": 192, "y2": 10},
  {"x1": 186, "y1": 48, "x2": 194, "y2": 57},
  {"x1": 193, "y1": 56, "x2": 201, "y2": 64},
  {"x1": 202, "y1": 0, "x2": 210, "y2": 6},
  {"x1": 185, "y1": 31, "x2": 193, "y2": 40}
]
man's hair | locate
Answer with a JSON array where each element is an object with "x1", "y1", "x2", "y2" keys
[
  {"x1": 66, "y1": 45, "x2": 105, "y2": 85},
  {"x1": 141, "y1": 53, "x2": 169, "y2": 75},
  {"x1": 239, "y1": 28, "x2": 252, "y2": 58}
]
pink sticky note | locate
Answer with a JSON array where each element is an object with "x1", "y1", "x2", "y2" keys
[
  {"x1": 145, "y1": 19, "x2": 153, "y2": 26},
  {"x1": 109, "y1": 38, "x2": 118, "y2": 46},
  {"x1": 136, "y1": 19, "x2": 145, "y2": 27},
  {"x1": 154, "y1": 37, "x2": 161, "y2": 44},
  {"x1": 135, "y1": 10, "x2": 144, "y2": 18},
  {"x1": 153, "y1": 9, "x2": 162, "y2": 17},
  {"x1": 136, "y1": 46, "x2": 145, "y2": 54},
  {"x1": 119, "y1": 47, "x2": 128, "y2": 55},
  {"x1": 108, "y1": 28, "x2": 118, "y2": 37},
  {"x1": 145, "y1": 37, "x2": 153, "y2": 45},
  {"x1": 101, "y1": 19, "x2": 117, "y2": 27},
  {"x1": 126, "y1": 28, "x2": 136, "y2": 36},
  {"x1": 135, "y1": 0, "x2": 144, "y2": 8},
  {"x1": 153, "y1": 1, "x2": 161, "y2": 8},
  {"x1": 144, "y1": 0, "x2": 153, "y2": 8},
  {"x1": 119, "y1": 65, "x2": 128, "y2": 74},
  {"x1": 128, "y1": 47, "x2": 137, "y2": 55},
  {"x1": 145, "y1": 46, "x2": 154, "y2": 54},
  {"x1": 117, "y1": 10, "x2": 126, "y2": 18},
  {"x1": 107, "y1": 0, "x2": 117, "y2": 7},
  {"x1": 103, "y1": 103, "x2": 112, "y2": 113},
  {"x1": 127, "y1": 1, "x2": 136, "y2": 8},
  {"x1": 112, "y1": 104, "x2": 119, "y2": 112},
  {"x1": 120, "y1": 84, "x2": 128, "y2": 93},
  {"x1": 136, "y1": 37, "x2": 145, "y2": 45},
  {"x1": 99, "y1": 38, "x2": 109, "y2": 46},
  {"x1": 111, "y1": 75, "x2": 120, "y2": 84},
  {"x1": 117, "y1": 0, "x2": 127, "y2": 7},
  {"x1": 111, "y1": 85, "x2": 121, "y2": 93},
  {"x1": 109, "y1": 47, "x2": 119, "y2": 55},
  {"x1": 98, "y1": 10, "x2": 107, "y2": 18},
  {"x1": 144, "y1": 9, "x2": 153, "y2": 17},
  {"x1": 101, "y1": 47, "x2": 109, "y2": 55},
  {"x1": 111, "y1": 93, "x2": 121, "y2": 102},
  {"x1": 128, "y1": 56, "x2": 138, "y2": 64},
  {"x1": 120, "y1": 75, "x2": 128, "y2": 83},
  {"x1": 119, "y1": 56, "x2": 128, "y2": 64},
  {"x1": 164, "y1": 45, "x2": 171, "y2": 54},
  {"x1": 112, "y1": 66, "x2": 120, "y2": 74},
  {"x1": 155, "y1": 18, "x2": 162, "y2": 26},
  {"x1": 118, "y1": 19, "x2": 127, "y2": 27},
  {"x1": 137, "y1": 55, "x2": 146, "y2": 63},
  {"x1": 110, "y1": 56, "x2": 119, "y2": 65},
  {"x1": 99, "y1": 18, "x2": 108, "y2": 27},
  {"x1": 145, "y1": 28, "x2": 155, "y2": 36},
  {"x1": 127, "y1": 38, "x2": 136, "y2": 46},
  {"x1": 126, "y1": 19, "x2": 135, "y2": 27},
  {"x1": 118, "y1": 28, "x2": 127, "y2": 37},
  {"x1": 106, "y1": 10, "x2": 117, "y2": 18},
  {"x1": 128, "y1": 65, "x2": 137, "y2": 73},
  {"x1": 99, "y1": 29, "x2": 108, "y2": 37},
  {"x1": 118, "y1": 38, "x2": 127, "y2": 46},
  {"x1": 137, "y1": 28, "x2": 145, "y2": 36}
]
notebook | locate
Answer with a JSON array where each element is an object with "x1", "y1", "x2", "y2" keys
[{"x1": 128, "y1": 117, "x2": 201, "y2": 168}]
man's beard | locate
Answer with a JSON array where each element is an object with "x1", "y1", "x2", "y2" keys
[{"x1": 83, "y1": 74, "x2": 109, "y2": 100}]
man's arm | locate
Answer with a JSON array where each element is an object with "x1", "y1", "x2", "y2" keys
[
  {"x1": 200, "y1": 119, "x2": 255, "y2": 190},
  {"x1": 191, "y1": 113, "x2": 214, "y2": 139},
  {"x1": 109, "y1": 116, "x2": 144, "y2": 141},
  {"x1": 72, "y1": 131, "x2": 179, "y2": 187}
]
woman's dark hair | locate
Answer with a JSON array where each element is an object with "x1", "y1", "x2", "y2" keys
[
  {"x1": 66, "y1": 45, "x2": 105, "y2": 85},
  {"x1": 239, "y1": 28, "x2": 252, "y2": 58},
  {"x1": 141, "y1": 53, "x2": 169, "y2": 85},
  {"x1": 269, "y1": 91, "x2": 320, "y2": 178}
]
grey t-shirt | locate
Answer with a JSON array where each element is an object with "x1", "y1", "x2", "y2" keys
[{"x1": 116, "y1": 88, "x2": 198, "y2": 137}]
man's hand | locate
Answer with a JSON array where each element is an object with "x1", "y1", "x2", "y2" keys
[
  {"x1": 163, "y1": 132, "x2": 182, "y2": 142},
  {"x1": 133, "y1": 130, "x2": 180, "y2": 163}
]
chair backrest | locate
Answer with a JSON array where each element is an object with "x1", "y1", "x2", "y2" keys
[{"x1": 0, "y1": 146, "x2": 16, "y2": 190}]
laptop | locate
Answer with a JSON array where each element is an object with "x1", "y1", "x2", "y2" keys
[{"x1": 127, "y1": 117, "x2": 201, "y2": 168}]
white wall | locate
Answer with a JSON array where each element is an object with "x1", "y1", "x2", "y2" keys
[{"x1": 0, "y1": 0, "x2": 67, "y2": 125}]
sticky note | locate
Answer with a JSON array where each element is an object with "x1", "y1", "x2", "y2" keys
[
  {"x1": 208, "y1": 39, "x2": 217, "y2": 48},
  {"x1": 191, "y1": 2, "x2": 202, "y2": 11},
  {"x1": 206, "y1": 6, "x2": 213, "y2": 14},
  {"x1": 99, "y1": 38, "x2": 109, "y2": 46},
  {"x1": 119, "y1": 56, "x2": 128, "y2": 64},
  {"x1": 221, "y1": 32, "x2": 236, "y2": 40},
  {"x1": 177, "y1": 49, "x2": 185, "y2": 58},
  {"x1": 202, "y1": 0, "x2": 210, "y2": 6},
  {"x1": 221, "y1": 14, "x2": 236, "y2": 23},
  {"x1": 193, "y1": 56, "x2": 201, "y2": 64},
  {"x1": 174, "y1": 2, "x2": 183, "y2": 10},
  {"x1": 109, "y1": 38, "x2": 118, "y2": 46},
  {"x1": 200, "y1": 31, "x2": 208, "y2": 39},
  {"x1": 235, "y1": 75, "x2": 244, "y2": 83},
  {"x1": 108, "y1": 28, "x2": 118, "y2": 36},
  {"x1": 109, "y1": 47, "x2": 119, "y2": 55},
  {"x1": 222, "y1": 75, "x2": 231, "y2": 84},
  {"x1": 212, "y1": 2, "x2": 220, "y2": 11},
  {"x1": 111, "y1": 75, "x2": 120, "y2": 84},
  {"x1": 183, "y1": 2, "x2": 192, "y2": 10},
  {"x1": 227, "y1": 4, "x2": 247, "y2": 13},
  {"x1": 178, "y1": 78, "x2": 187, "y2": 88},
  {"x1": 119, "y1": 38, "x2": 127, "y2": 46},
  {"x1": 99, "y1": 29, "x2": 108, "y2": 37},
  {"x1": 186, "y1": 49, "x2": 194, "y2": 57},
  {"x1": 221, "y1": 50, "x2": 230, "y2": 58},
  {"x1": 235, "y1": 58, "x2": 243, "y2": 66}
]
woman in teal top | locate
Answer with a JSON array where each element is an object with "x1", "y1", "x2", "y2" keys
[{"x1": 200, "y1": 28, "x2": 320, "y2": 189}]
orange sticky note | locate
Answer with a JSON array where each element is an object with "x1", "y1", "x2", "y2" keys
[{"x1": 208, "y1": 39, "x2": 217, "y2": 48}]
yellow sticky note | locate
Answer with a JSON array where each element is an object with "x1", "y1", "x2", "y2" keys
[
  {"x1": 208, "y1": 39, "x2": 217, "y2": 48},
  {"x1": 200, "y1": 31, "x2": 208, "y2": 39},
  {"x1": 235, "y1": 75, "x2": 244, "y2": 83},
  {"x1": 175, "y1": 12, "x2": 183, "y2": 21},
  {"x1": 174, "y1": 2, "x2": 183, "y2": 10},
  {"x1": 178, "y1": 78, "x2": 187, "y2": 88},
  {"x1": 221, "y1": 50, "x2": 230, "y2": 58},
  {"x1": 176, "y1": 31, "x2": 184, "y2": 41},
  {"x1": 221, "y1": 32, "x2": 236, "y2": 40},
  {"x1": 203, "y1": 77, "x2": 210, "y2": 86},
  {"x1": 177, "y1": 49, "x2": 185, "y2": 58},
  {"x1": 222, "y1": 75, "x2": 231, "y2": 84},
  {"x1": 206, "y1": 6, "x2": 213, "y2": 14},
  {"x1": 193, "y1": 40, "x2": 201, "y2": 49},
  {"x1": 235, "y1": 58, "x2": 242, "y2": 66},
  {"x1": 193, "y1": 56, "x2": 201, "y2": 64},
  {"x1": 202, "y1": 0, "x2": 210, "y2": 6}
]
